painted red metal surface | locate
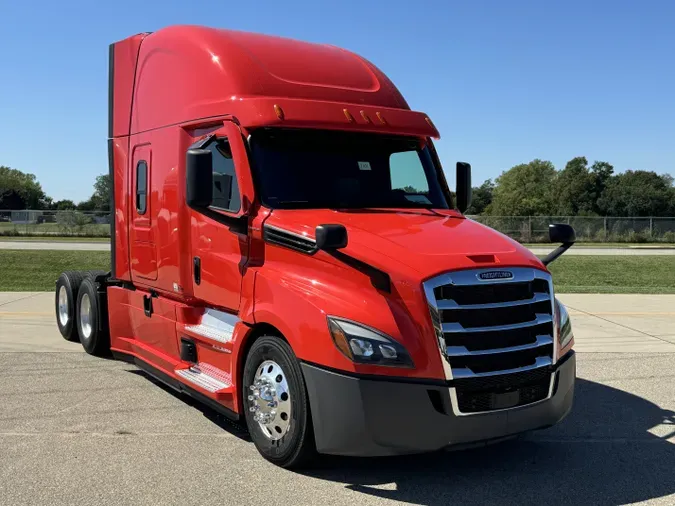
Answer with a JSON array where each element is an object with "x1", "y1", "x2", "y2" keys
[
  {"x1": 110, "y1": 33, "x2": 148, "y2": 138},
  {"x1": 110, "y1": 137, "x2": 130, "y2": 280},
  {"x1": 107, "y1": 25, "x2": 558, "y2": 416},
  {"x1": 127, "y1": 26, "x2": 416, "y2": 134}
]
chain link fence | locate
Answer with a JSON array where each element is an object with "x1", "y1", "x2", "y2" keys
[
  {"x1": 0, "y1": 210, "x2": 111, "y2": 237},
  {"x1": 468, "y1": 216, "x2": 675, "y2": 243},
  {"x1": 1, "y1": 210, "x2": 674, "y2": 242}
]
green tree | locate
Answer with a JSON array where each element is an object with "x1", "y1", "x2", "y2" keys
[
  {"x1": 77, "y1": 198, "x2": 97, "y2": 211},
  {"x1": 93, "y1": 174, "x2": 111, "y2": 209},
  {"x1": 549, "y1": 157, "x2": 598, "y2": 216},
  {"x1": 0, "y1": 166, "x2": 50, "y2": 209},
  {"x1": 54, "y1": 199, "x2": 77, "y2": 210},
  {"x1": 598, "y1": 170, "x2": 675, "y2": 216},
  {"x1": 488, "y1": 160, "x2": 556, "y2": 216},
  {"x1": 589, "y1": 161, "x2": 614, "y2": 215},
  {"x1": 78, "y1": 174, "x2": 111, "y2": 212},
  {"x1": 465, "y1": 179, "x2": 494, "y2": 215}
]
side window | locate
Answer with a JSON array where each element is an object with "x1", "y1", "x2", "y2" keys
[
  {"x1": 207, "y1": 139, "x2": 240, "y2": 213},
  {"x1": 389, "y1": 151, "x2": 430, "y2": 195},
  {"x1": 136, "y1": 160, "x2": 147, "y2": 215}
]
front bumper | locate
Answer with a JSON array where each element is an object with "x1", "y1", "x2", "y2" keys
[{"x1": 302, "y1": 351, "x2": 575, "y2": 457}]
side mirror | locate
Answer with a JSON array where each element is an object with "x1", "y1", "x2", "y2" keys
[
  {"x1": 456, "y1": 162, "x2": 472, "y2": 213},
  {"x1": 541, "y1": 223, "x2": 576, "y2": 266},
  {"x1": 186, "y1": 148, "x2": 213, "y2": 208},
  {"x1": 316, "y1": 224, "x2": 348, "y2": 250}
]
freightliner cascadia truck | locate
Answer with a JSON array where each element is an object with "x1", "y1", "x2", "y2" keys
[{"x1": 54, "y1": 25, "x2": 577, "y2": 468}]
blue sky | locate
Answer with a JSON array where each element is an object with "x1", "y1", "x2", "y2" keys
[{"x1": 1, "y1": 0, "x2": 673, "y2": 203}]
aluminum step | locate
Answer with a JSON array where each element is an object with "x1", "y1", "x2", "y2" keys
[
  {"x1": 175, "y1": 363, "x2": 232, "y2": 393},
  {"x1": 184, "y1": 309, "x2": 238, "y2": 344}
]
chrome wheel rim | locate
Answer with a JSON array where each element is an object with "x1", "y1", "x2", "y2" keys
[
  {"x1": 248, "y1": 360, "x2": 292, "y2": 441},
  {"x1": 79, "y1": 293, "x2": 92, "y2": 340},
  {"x1": 58, "y1": 286, "x2": 69, "y2": 327}
]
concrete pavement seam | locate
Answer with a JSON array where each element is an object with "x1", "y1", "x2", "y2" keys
[
  {"x1": 566, "y1": 304, "x2": 675, "y2": 348},
  {"x1": 0, "y1": 292, "x2": 43, "y2": 308}
]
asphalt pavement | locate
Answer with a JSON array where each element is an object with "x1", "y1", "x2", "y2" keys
[{"x1": 0, "y1": 292, "x2": 674, "y2": 505}]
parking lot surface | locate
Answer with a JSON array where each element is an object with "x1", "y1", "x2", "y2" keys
[{"x1": 1, "y1": 292, "x2": 674, "y2": 505}]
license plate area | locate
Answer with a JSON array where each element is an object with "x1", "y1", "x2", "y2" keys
[
  {"x1": 455, "y1": 372, "x2": 551, "y2": 414},
  {"x1": 491, "y1": 390, "x2": 520, "y2": 409}
]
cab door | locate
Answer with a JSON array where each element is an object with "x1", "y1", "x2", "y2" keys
[
  {"x1": 130, "y1": 144, "x2": 158, "y2": 281},
  {"x1": 189, "y1": 122, "x2": 253, "y2": 311}
]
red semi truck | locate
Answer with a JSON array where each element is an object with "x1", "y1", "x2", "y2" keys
[{"x1": 54, "y1": 25, "x2": 576, "y2": 468}]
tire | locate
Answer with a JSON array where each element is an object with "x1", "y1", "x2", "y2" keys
[
  {"x1": 84, "y1": 270, "x2": 108, "y2": 282},
  {"x1": 55, "y1": 271, "x2": 86, "y2": 342},
  {"x1": 243, "y1": 335, "x2": 317, "y2": 468},
  {"x1": 75, "y1": 277, "x2": 110, "y2": 356}
]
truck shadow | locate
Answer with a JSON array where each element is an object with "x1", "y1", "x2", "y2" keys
[
  {"x1": 298, "y1": 378, "x2": 675, "y2": 506},
  {"x1": 127, "y1": 369, "x2": 251, "y2": 442},
  {"x1": 129, "y1": 367, "x2": 675, "y2": 505}
]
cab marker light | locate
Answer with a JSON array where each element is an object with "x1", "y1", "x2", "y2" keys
[
  {"x1": 343, "y1": 109, "x2": 355, "y2": 123},
  {"x1": 274, "y1": 104, "x2": 285, "y2": 120}
]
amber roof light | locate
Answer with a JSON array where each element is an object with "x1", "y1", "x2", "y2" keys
[{"x1": 274, "y1": 104, "x2": 285, "y2": 120}]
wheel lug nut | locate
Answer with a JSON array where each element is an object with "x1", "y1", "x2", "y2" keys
[{"x1": 248, "y1": 395, "x2": 254, "y2": 401}]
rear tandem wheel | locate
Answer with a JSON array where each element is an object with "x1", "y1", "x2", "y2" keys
[{"x1": 55, "y1": 271, "x2": 87, "y2": 342}]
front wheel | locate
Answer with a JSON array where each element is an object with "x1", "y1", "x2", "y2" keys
[{"x1": 243, "y1": 335, "x2": 316, "y2": 468}]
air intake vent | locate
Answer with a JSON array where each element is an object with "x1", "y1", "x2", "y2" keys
[{"x1": 263, "y1": 225, "x2": 317, "y2": 255}]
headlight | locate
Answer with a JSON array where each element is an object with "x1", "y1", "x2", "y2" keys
[
  {"x1": 327, "y1": 317, "x2": 414, "y2": 368},
  {"x1": 555, "y1": 298, "x2": 574, "y2": 348}
]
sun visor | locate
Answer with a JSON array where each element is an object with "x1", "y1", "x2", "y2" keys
[{"x1": 236, "y1": 98, "x2": 441, "y2": 139}]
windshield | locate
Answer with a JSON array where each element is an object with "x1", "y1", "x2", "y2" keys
[{"x1": 249, "y1": 129, "x2": 451, "y2": 210}]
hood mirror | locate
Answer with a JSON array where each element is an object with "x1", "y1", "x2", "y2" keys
[
  {"x1": 541, "y1": 223, "x2": 576, "y2": 266},
  {"x1": 316, "y1": 224, "x2": 348, "y2": 250},
  {"x1": 549, "y1": 223, "x2": 575, "y2": 244}
]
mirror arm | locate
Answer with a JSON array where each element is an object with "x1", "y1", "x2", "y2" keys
[
  {"x1": 325, "y1": 250, "x2": 391, "y2": 293},
  {"x1": 541, "y1": 242, "x2": 574, "y2": 266},
  {"x1": 192, "y1": 134, "x2": 216, "y2": 150}
]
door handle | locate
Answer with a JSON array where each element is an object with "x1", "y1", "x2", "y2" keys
[{"x1": 193, "y1": 257, "x2": 201, "y2": 285}]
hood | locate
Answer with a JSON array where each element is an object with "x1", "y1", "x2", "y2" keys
[{"x1": 264, "y1": 209, "x2": 545, "y2": 280}]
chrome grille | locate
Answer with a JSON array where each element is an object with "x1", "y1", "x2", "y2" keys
[{"x1": 423, "y1": 267, "x2": 557, "y2": 415}]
